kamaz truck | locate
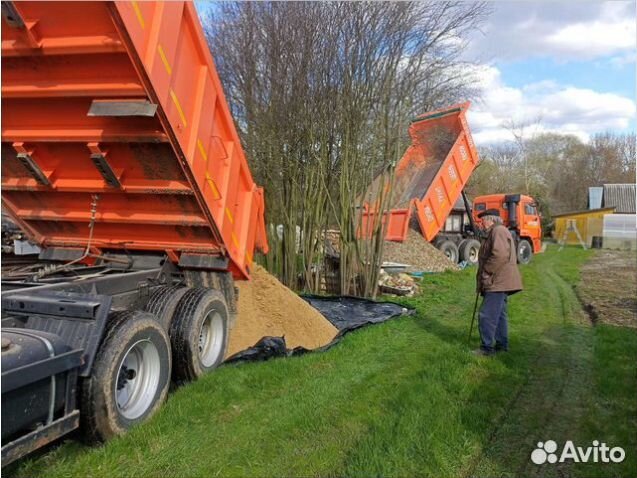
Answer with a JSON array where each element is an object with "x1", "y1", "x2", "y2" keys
[
  {"x1": 1, "y1": 0, "x2": 268, "y2": 464},
  {"x1": 360, "y1": 102, "x2": 542, "y2": 265}
]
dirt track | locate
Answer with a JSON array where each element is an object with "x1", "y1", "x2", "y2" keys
[{"x1": 577, "y1": 249, "x2": 637, "y2": 328}]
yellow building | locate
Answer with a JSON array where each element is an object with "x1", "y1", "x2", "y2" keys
[{"x1": 553, "y1": 207, "x2": 616, "y2": 246}]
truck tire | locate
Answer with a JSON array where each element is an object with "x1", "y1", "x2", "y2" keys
[
  {"x1": 80, "y1": 310, "x2": 171, "y2": 443},
  {"x1": 517, "y1": 239, "x2": 533, "y2": 264},
  {"x1": 459, "y1": 239, "x2": 481, "y2": 265},
  {"x1": 437, "y1": 240, "x2": 459, "y2": 263},
  {"x1": 170, "y1": 288, "x2": 229, "y2": 384},
  {"x1": 145, "y1": 286, "x2": 189, "y2": 330},
  {"x1": 433, "y1": 237, "x2": 447, "y2": 249},
  {"x1": 183, "y1": 270, "x2": 238, "y2": 329}
]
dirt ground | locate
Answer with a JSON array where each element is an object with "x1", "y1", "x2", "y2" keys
[{"x1": 577, "y1": 249, "x2": 637, "y2": 328}]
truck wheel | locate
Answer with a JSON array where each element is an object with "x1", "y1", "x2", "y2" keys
[
  {"x1": 145, "y1": 285, "x2": 189, "y2": 330},
  {"x1": 170, "y1": 288, "x2": 229, "y2": 384},
  {"x1": 437, "y1": 240, "x2": 459, "y2": 263},
  {"x1": 459, "y1": 239, "x2": 481, "y2": 265},
  {"x1": 517, "y1": 239, "x2": 533, "y2": 264},
  {"x1": 433, "y1": 237, "x2": 447, "y2": 249},
  {"x1": 81, "y1": 310, "x2": 171, "y2": 443}
]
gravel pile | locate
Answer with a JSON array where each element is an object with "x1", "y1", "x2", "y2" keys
[
  {"x1": 382, "y1": 228, "x2": 459, "y2": 273},
  {"x1": 227, "y1": 265, "x2": 338, "y2": 357}
]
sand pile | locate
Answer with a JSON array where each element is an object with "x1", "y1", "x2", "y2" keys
[
  {"x1": 226, "y1": 265, "x2": 338, "y2": 357},
  {"x1": 382, "y1": 228, "x2": 459, "y2": 273}
]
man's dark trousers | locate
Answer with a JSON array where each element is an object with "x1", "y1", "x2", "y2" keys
[{"x1": 478, "y1": 292, "x2": 508, "y2": 353}]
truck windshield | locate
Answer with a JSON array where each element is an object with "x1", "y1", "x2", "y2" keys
[{"x1": 524, "y1": 204, "x2": 537, "y2": 215}]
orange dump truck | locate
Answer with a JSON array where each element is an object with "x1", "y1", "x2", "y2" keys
[
  {"x1": 361, "y1": 102, "x2": 482, "y2": 263},
  {"x1": 1, "y1": 1, "x2": 267, "y2": 463},
  {"x1": 361, "y1": 103, "x2": 542, "y2": 265}
]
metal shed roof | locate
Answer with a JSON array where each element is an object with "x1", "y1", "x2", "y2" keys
[{"x1": 603, "y1": 184, "x2": 636, "y2": 214}]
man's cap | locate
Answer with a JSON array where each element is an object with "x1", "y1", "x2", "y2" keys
[{"x1": 477, "y1": 208, "x2": 500, "y2": 219}]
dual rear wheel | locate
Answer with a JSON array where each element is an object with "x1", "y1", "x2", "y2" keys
[
  {"x1": 169, "y1": 288, "x2": 229, "y2": 383},
  {"x1": 436, "y1": 240, "x2": 459, "y2": 263},
  {"x1": 436, "y1": 238, "x2": 531, "y2": 265},
  {"x1": 435, "y1": 238, "x2": 481, "y2": 265},
  {"x1": 81, "y1": 287, "x2": 229, "y2": 442},
  {"x1": 459, "y1": 239, "x2": 481, "y2": 265}
]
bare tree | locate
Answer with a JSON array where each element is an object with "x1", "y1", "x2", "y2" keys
[
  {"x1": 471, "y1": 131, "x2": 635, "y2": 221},
  {"x1": 203, "y1": 1, "x2": 490, "y2": 295},
  {"x1": 502, "y1": 115, "x2": 543, "y2": 194}
]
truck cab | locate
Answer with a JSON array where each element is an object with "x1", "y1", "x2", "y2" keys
[{"x1": 472, "y1": 194, "x2": 542, "y2": 264}]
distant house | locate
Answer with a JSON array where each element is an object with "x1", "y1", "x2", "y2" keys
[
  {"x1": 587, "y1": 187, "x2": 603, "y2": 210},
  {"x1": 601, "y1": 184, "x2": 636, "y2": 250},
  {"x1": 589, "y1": 184, "x2": 636, "y2": 214},
  {"x1": 601, "y1": 184, "x2": 636, "y2": 214},
  {"x1": 583, "y1": 184, "x2": 636, "y2": 250},
  {"x1": 553, "y1": 207, "x2": 615, "y2": 247}
]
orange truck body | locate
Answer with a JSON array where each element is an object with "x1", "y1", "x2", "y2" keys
[
  {"x1": 1, "y1": 1, "x2": 268, "y2": 279},
  {"x1": 360, "y1": 102, "x2": 480, "y2": 242},
  {"x1": 472, "y1": 193, "x2": 543, "y2": 253}
]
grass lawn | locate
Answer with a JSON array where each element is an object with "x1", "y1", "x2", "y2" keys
[{"x1": 8, "y1": 246, "x2": 637, "y2": 478}]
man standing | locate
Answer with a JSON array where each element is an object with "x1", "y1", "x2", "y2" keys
[{"x1": 474, "y1": 209, "x2": 523, "y2": 356}]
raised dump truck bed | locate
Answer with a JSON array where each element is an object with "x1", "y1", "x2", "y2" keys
[
  {"x1": 1, "y1": 1, "x2": 269, "y2": 465},
  {"x1": 2, "y1": 0, "x2": 267, "y2": 279},
  {"x1": 361, "y1": 102, "x2": 479, "y2": 244}
]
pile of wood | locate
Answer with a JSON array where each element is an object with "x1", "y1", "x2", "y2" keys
[{"x1": 378, "y1": 270, "x2": 419, "y2": 297}]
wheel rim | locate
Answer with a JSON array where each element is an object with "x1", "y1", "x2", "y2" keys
[
  {"x1": 519, "y1": 243, "x2": 531, "y2": 262},
  {"x1": 468, "y1": 246, "x2": 479, "y2": 263},
  {"x1": 199, "y1": 310, "x2": 224, "y2": 367},
  {"x1": 116, "y1": 339, "x2": 161, "y2": 420}
]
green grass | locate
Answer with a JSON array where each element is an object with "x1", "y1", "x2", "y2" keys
[{"x1": 8, "y1": 246, "x2": 637, "y2": 478}]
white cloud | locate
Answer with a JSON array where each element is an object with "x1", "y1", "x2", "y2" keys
[
  {"x1": 466, "y1": 2, "x2": 636, "y2": 61},
  {"x1": 608, "y1": 51, "x2": 637, "y2": 69},
  {"x1": 467, "y1": 65, "x2": 636, "y2": 145},
  {"x1": 546, "y1": 18, "x2": 635, "y2": 58}
]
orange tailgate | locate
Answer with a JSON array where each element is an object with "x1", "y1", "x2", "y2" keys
[
  {"x1": 360, "y1": 102, "x2": 480, "y2": 242},
  {"x1": 1, "y1": 1, "x2": 268, "y2": 279}
]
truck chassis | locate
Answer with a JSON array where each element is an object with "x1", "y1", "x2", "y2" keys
[{"x1": 1, "y1": 253, "x2": 236, "y2": 465}]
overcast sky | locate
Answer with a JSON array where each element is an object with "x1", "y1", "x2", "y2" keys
[{"x1": 464, "y1": 1, "x2": 636, "y2": 144}]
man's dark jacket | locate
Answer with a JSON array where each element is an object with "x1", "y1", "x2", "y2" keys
[{"x1": 476, "y1": 224, "x2": 523, "y2": 295}]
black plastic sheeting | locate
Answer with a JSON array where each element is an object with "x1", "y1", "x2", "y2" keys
[{"x1": 225, "y1": 296, "x2": 413, "y2": 364}]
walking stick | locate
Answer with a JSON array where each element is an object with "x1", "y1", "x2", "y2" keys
[{"x1": 467, "y1": 292, "x2": 480, "y2": 345}]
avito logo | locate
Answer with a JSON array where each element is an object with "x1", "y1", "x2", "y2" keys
[{"x1": 531, "y1": 440, "x2": 625, "y2": 465}]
